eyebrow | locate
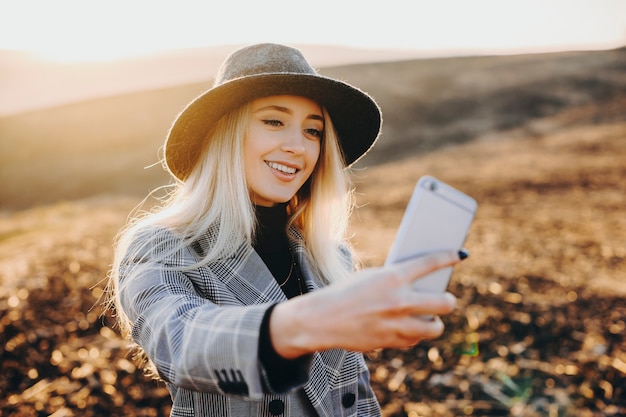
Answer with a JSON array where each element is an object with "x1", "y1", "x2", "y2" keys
[{"x1": 254, "y1": 105, "x2": 324, "y2": 122}]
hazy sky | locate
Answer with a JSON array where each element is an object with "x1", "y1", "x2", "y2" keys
[{"x1": 1, "y1": 0, "x2": 625, "y2": 62}]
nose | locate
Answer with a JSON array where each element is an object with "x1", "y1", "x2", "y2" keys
[{"x1": 280, "y1": 127, "x2": 306, "y2": 154}]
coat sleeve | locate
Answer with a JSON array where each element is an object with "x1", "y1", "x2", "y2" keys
[{"x1": 117, "y1": 228, "x2": 311, "y2": 401}]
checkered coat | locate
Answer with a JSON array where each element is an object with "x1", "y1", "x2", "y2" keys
[{"x1": 118, "y1": 224, "x2": 382, "y2": 416}]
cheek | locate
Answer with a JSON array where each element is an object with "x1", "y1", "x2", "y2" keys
[
  {"x1": 243, "y1": 135, "x2": 265, "y2": 167},
  {"x1": 307, "y1": 141, "x2": 322, "y2": 166},
  {"x1": 243, "y1": 146, "x2": 262, "y2": 185}
]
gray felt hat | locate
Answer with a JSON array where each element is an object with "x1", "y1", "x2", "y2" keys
[{"x1": 164, "y1": 43, "x2": 382, "y2": 180}]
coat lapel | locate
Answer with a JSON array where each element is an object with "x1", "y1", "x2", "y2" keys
[
  {"x1": 218, "y1": 244, "x2": 288, "y2": 305},
  {"x1": 193, "y1": 225, "x2": 287, "y2": 306}
]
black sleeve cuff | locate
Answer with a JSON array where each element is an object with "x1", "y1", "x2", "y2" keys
[{"x1": 258, "y1": 303, "x2": 312, "y2": 393}]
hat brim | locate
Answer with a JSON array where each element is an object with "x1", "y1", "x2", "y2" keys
[{"x1": 164, "y1": 73, "x2": 381, "y2": 180}]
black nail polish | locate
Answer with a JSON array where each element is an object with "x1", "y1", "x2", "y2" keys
[{"x1": 458, "y1": 249, "x2": 469, "y2": 260}]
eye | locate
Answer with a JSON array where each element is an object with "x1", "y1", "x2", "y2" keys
[
  {"x1": 305, "y1": 128, "x2": 323, "y2": 139},
  {"x1": 262, "y1": 119, "x2": 283, "y2": 127}
]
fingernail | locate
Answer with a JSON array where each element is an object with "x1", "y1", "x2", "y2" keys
[
  {"x1": 458, "y1": 249, "x2": 469, "y2": 260},
  {"x1": 445, "y1": 292, "x2": 457, "y2": 309}
]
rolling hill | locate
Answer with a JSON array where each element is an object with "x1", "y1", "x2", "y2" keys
[{"x1": 1, "y1": 46, "x2": 624, "y2": 210}]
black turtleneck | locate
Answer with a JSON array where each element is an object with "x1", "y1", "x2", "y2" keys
[{"x1": 253, "y1": 204, "x2": 305, "y2": 299}]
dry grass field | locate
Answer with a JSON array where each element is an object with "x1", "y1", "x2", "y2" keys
[{"x1": 1, "y1": 47, "x2": 625, "y2": 416}]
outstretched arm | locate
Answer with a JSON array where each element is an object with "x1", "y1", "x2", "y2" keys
[{"x1": 269, "y1": 250, "x2": 462, "y2": 359}]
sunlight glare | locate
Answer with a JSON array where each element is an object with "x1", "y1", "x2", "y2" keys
[
  {"x1": 2, "y1": 0, "x2": 625, "y2": 63},
  {"x1": 31, "y1": 42, "x2": 169, "y2": 63},
  {"x1": 2, "y1": 0, "x2": 189, "y2": 63}
]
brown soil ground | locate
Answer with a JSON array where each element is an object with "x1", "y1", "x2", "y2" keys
[{"x1": 0, "y1": 48, "x2": 625, "y2": 416}]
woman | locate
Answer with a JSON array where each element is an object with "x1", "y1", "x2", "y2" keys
[{"x1": 109, "y1": 43, "x2": 463, "y2": 417}]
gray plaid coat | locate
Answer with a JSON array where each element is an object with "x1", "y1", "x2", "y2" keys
[{"x1": 118, "y1": 225, "x2": 382, "y2": 416}]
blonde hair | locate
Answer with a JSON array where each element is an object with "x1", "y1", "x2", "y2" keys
[{"x1": 108, "y1": 100, "x2": 356, "y2": 341}]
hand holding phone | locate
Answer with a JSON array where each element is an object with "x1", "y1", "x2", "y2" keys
[{"x1": 385, "y1": 176, "x2": 477, "y2": 293}]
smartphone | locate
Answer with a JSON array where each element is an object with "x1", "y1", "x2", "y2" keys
[{"x1": 385, "y1": 176, "x2": 477, "y2": 293}]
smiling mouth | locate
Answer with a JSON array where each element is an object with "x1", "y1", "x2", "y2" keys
[{"x1": 266, "y1": 161, "x2": 298, "y2": 174}]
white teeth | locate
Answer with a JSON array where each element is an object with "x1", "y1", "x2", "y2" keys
[{"x1": 267, "y1": 161, "x2": 297, "y2": 174}]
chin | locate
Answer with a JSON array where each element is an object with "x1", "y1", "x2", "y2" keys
[{"x1": 253, "y1": 192, "x2": 296, "y2": 206}]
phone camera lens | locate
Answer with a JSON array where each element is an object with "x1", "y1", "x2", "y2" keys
[{"x1": 429, "y1": 181, "x2": 438, "y2": 191}]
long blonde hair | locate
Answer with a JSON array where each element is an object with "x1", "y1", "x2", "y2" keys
[{"x1": 108, "y1": 99, "x2": 356, "y2": 340}]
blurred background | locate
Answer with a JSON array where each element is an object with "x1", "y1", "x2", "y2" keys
[{"x1": 1, "y1": 1, "x2": 625, "y2": 416}]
